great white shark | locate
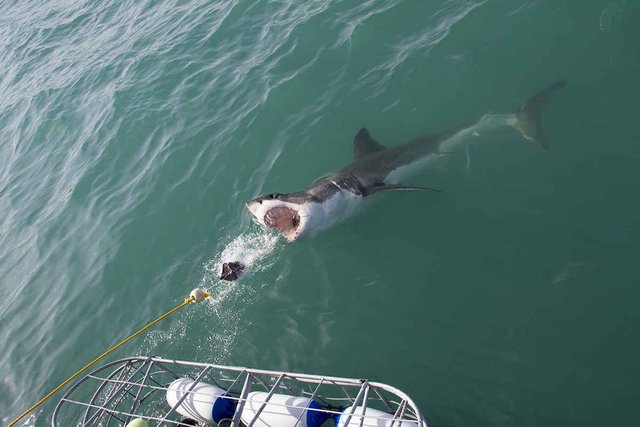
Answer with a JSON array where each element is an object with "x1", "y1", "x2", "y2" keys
[{"x1": 246, "y1": 81, "x2": 566, "y2": 241}]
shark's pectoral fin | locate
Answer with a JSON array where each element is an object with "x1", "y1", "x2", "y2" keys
[
  {"x1": 364, "y1": 184, "x2": 442, "y2": 196},
  {"x1": 354, "y1": 128, "x2": 386, "y2": 159}
]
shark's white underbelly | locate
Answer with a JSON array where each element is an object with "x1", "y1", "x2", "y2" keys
[
  {"x1": 298, "y1": 114, "x2": 518, "y2": 238},
  {"x1": 383, "y1": 154, "x2": 441, "y2": 185},
  {"x1": 383, "y1": 114, "x2": 514, "y2": 184},
  {"x1": 301, "y1": 191, "x2": 363, "y2": 237}
]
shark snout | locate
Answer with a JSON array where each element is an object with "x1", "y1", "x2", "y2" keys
[{"x1": 244, "y1": 201, "x2": 257, "y2": 220}]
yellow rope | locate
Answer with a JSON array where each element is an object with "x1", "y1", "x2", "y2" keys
[{"x1": 8, "y1": 290, "x2": 210, "y2": 427}]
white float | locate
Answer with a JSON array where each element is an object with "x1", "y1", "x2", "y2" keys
[
  {"x1": 240, "y1": 391, "x2": 332, "y2": 427},
  {"x1": 337, "y1": 406, "x2": 419, "y2": 427},
  {"x1": 166, "y1": 378, "x2": 236, "y2": 424}
]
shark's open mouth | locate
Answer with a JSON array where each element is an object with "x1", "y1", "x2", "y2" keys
[{"x1": 264, "y1": 206, "x2": 301, "y2": 241}]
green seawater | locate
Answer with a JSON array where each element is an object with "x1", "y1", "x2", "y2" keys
[{"x1": 1, "y1": 1, "x2": 639, "y2": 425}]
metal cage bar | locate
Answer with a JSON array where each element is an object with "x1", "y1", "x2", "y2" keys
[{"x1": 52, "y1": 356, "x2": 428, "y2": 427}]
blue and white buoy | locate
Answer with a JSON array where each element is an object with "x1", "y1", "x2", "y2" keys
[
  {"x1": 166, "y1": 378, "x2": 236, "y2": 424},
  {"x1": 240, "y1": 391, "x2": 332, "y2": 427},
  {"x1": 337, "y1": 406, "x2": 419, "y2": 427}
]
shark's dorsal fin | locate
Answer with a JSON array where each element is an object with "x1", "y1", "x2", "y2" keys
[
  {"x1": 364, "y1": 184, "x2": 442, "y2": 196},
  {"x1": 354, "y1": 128, "x2": 385, "y2": 159}
]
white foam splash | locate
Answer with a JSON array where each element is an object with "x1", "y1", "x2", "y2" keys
[
  {"x1": 141, "y1": 228, "x2": 283, "y2": 363},
  {"x1": 208, "y1": 228, "x2": 281, "y2": 280}
]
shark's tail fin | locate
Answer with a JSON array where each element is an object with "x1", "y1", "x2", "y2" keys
[{"x1": 510, "y1": 80, "x2": 566, "y2": 151}]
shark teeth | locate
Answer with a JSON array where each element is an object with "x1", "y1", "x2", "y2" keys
[{"x1": 264, "y1": 206, "x2": 300, "y2": 240}]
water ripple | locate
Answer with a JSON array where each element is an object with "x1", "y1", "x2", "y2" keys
[
  {"x1": 0, "y1": 0, "x2": 532, "y2": 424},
  {"x1": 357, "y1": 0, "x2": 486, "y2": 97}
]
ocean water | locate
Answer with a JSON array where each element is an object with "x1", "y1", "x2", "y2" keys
[{"x1": 1, "y1": 0, "x2": 639, "y2": 425}]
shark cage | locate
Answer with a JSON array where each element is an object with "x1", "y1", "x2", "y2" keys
[{"x1": 51, "y1": 356, "x2": 427, "y2": 427}]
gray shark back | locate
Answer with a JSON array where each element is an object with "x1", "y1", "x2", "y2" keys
[
  {"x1": 338, "y1": 128, "x2": 455, "y2": 189},
  {"x1": 340, "y1": 80, "x2": 567, "y2": 187}
]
